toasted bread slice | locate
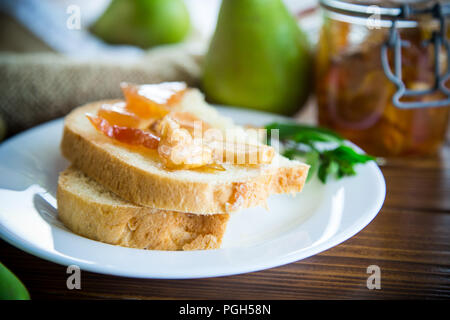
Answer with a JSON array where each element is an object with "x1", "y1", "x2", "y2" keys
[
  {"x1": 57, "y1": 167, "x2": 229, "y2": 250},
  {"x1": 61, "y1": 90, "x2": 309, "y2": 214}
]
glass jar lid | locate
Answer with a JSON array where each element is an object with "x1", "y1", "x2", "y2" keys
[{"x1": 319, "y1": 0, "x2": 449, "y2": 23}]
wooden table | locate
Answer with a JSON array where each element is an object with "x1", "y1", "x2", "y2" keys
[{"x1": 1, "y1": 110, "x2": 450, "y2": 300}]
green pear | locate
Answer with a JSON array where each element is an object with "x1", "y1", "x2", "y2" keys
[
  {"x1": 91, "y1": 0, "x2": 190, "y2": 48},
  {"x1": 0, "y1": 262, "x2": 30, "y2": 300},
  {"x1": 202, "y1": 0, "x2": 311, "y2": 115}
]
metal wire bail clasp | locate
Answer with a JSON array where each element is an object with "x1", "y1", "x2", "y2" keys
[{"x1": 381, "y1": 2, "x2": 450, "y2": 109}]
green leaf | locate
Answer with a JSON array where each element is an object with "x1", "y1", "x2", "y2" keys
[
  {"x1": 337, "y1": 161, "x2": 356, "y2": 177},
  {"x1": 265, "y1": 122, "x2": 344, "y2": 143},
  {"x1": 266, "y1": 122, "x2": 375, "y2": 184},
  {"x1": 321, "y1": 145, "x2": 374, "y2": 182},
  {"x1": 293, "y1": 130, "x2": 341, "y2": 144},
  {"x1": 318, "y1": 160, "x2": 339, "y2": 183},
  {"x1": 326, "y1": 145, "x2": 375, "y2": 164},
  {"x1": 304, "y1": 150, "x2": 319, "y2": 182},
  {"x1": 282, "y1": 148, "x2": 306, "y2": 160}
]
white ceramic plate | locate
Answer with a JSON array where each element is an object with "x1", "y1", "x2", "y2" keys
[{"x1": 0, "y1": 106, "x2": 385, "y2": 279}]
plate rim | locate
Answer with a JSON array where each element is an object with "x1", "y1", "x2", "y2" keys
[{"x1": 0, "y1": 107, "x2": 386, "y2": 279}]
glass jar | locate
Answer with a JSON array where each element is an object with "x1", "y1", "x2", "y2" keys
[{"x1": 316, "y1": 0, "x2": 450, "y2": 156}]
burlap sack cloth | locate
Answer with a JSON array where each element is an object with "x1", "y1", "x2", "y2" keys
[{"x1": 0, "y1": 48, "x2": 202, "y2": 138}]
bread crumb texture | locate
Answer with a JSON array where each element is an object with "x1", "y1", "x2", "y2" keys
[
  {"x1": 61, "y1": 100, "x2": 309, "y2": 214},
  {"x1": 57, "y1": 167, "x2": 229, "y2": 250}
]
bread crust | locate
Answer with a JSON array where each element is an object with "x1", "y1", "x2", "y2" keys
[
  {"x1": 61, "y1": 100, "x2": 309, "y2": 214},
  {"x1": 57, "y1": 167, "x2": 229, "y2": 250}
]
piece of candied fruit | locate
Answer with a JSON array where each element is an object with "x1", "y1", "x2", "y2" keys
[
  {"x1": 170, "y1": 111, "x2": 211, "y2": 134},
  {"x1": 97, "y1": 102, "x2": 141, "y2": 128},
  {"x1": 87, "y1": 114, "x2": 159, "y2": 149},
  {"x1": 86, "y1": 82, "x2": 275, "y2": 172},
  {"x1": 157, "y1": 114, "x2": 213, "y2": 169},
  {"x1": 121, "y1": 82, "x2": 187, "y2": 119}
]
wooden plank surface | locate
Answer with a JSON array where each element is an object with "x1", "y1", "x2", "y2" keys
[{"x1": 1, "y1": 108, "x2": 449, "y2": 300}]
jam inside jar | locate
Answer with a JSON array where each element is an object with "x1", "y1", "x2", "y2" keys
[{"x1": 316, "y1": 0, "x2": 450, "y2": 156}]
